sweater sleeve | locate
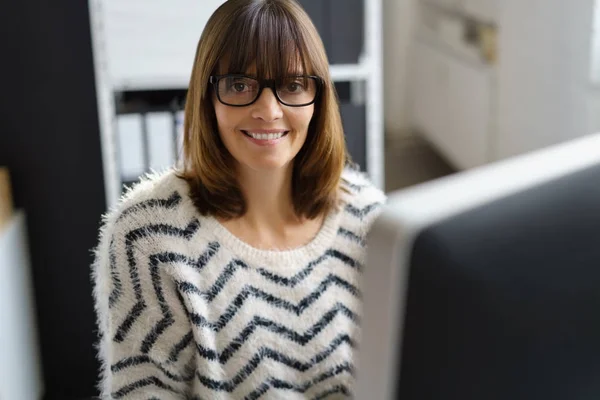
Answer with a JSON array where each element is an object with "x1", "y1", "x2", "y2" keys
[
  {"x1": 92, "y1": 208, "x2": 196, "y2": 399},
  {"x1": 341, "y1": 167, "x2": 388, "y2": 237}
]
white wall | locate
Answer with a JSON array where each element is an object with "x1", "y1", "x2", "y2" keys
[
  {"x1": 0, "y1": 212, "x2": 44, "y2": 400},
  {"x1": 101, "y1": 0, "x2": 225, "y2": 90},
  {"x1": 383, "y1": 0, "x2": 418, "y2": 137},
  {"x1": 493, "y1": 0, "x2": 595, "y2": 160}
]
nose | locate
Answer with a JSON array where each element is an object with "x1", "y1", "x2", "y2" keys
[{"x1": 251, "y1": 88, "x2": 283, "y2": 122}]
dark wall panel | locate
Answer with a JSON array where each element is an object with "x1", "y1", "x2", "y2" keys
[{"x1": 0, "y1": 2, "x2": 105, "y2": 399}]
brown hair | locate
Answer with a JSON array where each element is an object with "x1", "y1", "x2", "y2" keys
[{"x1": 178, "y1": 0, "x2": 350, "y2": 220}]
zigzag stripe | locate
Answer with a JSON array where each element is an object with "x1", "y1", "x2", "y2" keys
[
  {"x1": 312, "y1": 385, "x2": 352, "y2": 400},
  {"x1": 124, "y1": 219, "x2": 200, "y2": 302},
  {"x1": 205, "y1": 259, "x2": 250, "y2": 299},
  {"x1": 193, "y1": 304, "x2": 357, "y2": 363},
  {"x1": 140, "y1": 253, "x2": 175, "y2": 353},
  {"x1": 199, "y1": 328, "x2": 354, "y2": 368},
  {"x1": 108, "y1": 239, "x2": 123, "y2": 308},
  {"x1": 140, "y1": 316, "x2": 174, "y2": 354},
  {"x1": 344, "y1": 202, "x2": 382, "y2": 219},
  {"x1": 256, "y1": 249, "x2": 360, "y2": 287},
  {"x1": 117, "y1": 191, "x2": 182, "y2": 221},
  {"x1": 337, "y1": 227, "x2": 365, "y2": 246},
  {"x1": 155, "y1": 248, "x2": 359, "y2": 303},
  {"x1": 112, "y1": 375, "x2": 184, "y2": 399},
  {"x1": 111, "y1": 354, "x2": 195, "y2": 383},
  {"x1": 114, "y1": 300, "x2": 145, "y2": 343},
  {"x1": 139, "y1": 243, "x2": 220, "y2": 354},
  {"x1": 191, "y1": 301, "x2": 357, "y2": 334},
  {"x1": 148, "y1": 243, "x2": 221, "y2": 276},
  {"x1": 168, "y1": 331, "x2": 194, "y2": 363},
  {"x1": 175, "y1": 289, "x2": 189, "y2": 320},
  {"x1": 342, "y1": 178, "x2": 368, "y2": 192},
  {"x1": 200, "y1": 359, "x2": 354, "y2": 394},
  {"x1": 177, "y1": 274, "x2": 360, "y2": 332},
  {"x1": 113, "y1": 219, "x2": 201, "y2": 343},
  {"x1": 247, "y1": 380, "x2": 350, "y2": 400}
]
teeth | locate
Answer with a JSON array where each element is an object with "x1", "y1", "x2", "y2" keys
[{"x1": 249, "y1": 132, "x2": 285, "y2": 140}]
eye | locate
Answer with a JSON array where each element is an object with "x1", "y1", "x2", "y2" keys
[
  {"x1": 232, "y1": 82, "x2": 248, "y2": 92},
  {"x1": 287, "y1": 82, "x2": 301, "y2": 92},
  {"x1": 283, "y1": 80, "x2": 306, "y2": 93},
  {"x1": 223, "y1": 77, "x2": 256, "y2": 93}
]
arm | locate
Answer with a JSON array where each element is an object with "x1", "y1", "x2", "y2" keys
[{"x1": 92, "y1": 212, "x2": 196, "y2": 399}]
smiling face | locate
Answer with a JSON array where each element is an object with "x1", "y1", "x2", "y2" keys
[
  {"x1": 181, "y1": 0, "x2": 348, "y2": 219},
  {"x1": 213, "y1": 69, "x2": 315, "y2": 173}
]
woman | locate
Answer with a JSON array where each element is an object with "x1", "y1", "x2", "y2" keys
[{"x1": 92, "y1": 0, "x2": 386, "y2": 398}]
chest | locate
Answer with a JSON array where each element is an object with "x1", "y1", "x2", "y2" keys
[
  {"x1": 218, "y1": 217, "x2": 324, "y2": 251},
  {"x1": 176, "y1": 249, "x2": 364, "y2": 397}
]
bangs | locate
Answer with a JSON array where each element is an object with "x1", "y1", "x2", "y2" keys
[{"x1": 217, "y1": 2, "x2": 313, "y2": 78}]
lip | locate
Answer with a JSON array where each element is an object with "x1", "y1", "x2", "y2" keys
[
  {"x1": 242, "y1": 129, "x2": 288, "y2": 134},
  {"x1": 241, "y1": 129, "x2": 289, "y2": 146}
]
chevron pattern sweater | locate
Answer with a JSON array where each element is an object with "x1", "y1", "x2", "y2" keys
[{"x1": 92, "y1": 167, "x2": 386, "y2": 399}]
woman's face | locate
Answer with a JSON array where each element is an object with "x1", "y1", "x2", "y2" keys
[{"x1": 213, "y1": 72, "x2": 315, "y2": 174}]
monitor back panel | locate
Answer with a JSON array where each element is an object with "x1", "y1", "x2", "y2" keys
[{"x1": 397, "y1": 163, "x2": 600, "y2": 400}]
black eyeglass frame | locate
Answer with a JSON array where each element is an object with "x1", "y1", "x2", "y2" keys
[{"x1": 209, "y1": 74, "x2": 323, "y2": 107}]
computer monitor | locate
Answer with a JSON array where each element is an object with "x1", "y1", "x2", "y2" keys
[{"x1": 355, "y1": 133, "x2": 600, "y2": 400}]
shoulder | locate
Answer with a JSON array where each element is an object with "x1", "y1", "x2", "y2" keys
[
  {"x1": 340, "y1": 165, "x2": 387, "y2": 208},
  {"x1": 92, "y1": 169, "x2": 202, "y2": 293},
  {"x1": 339, "y1": 166, "x2": 387, "y2": 231},
  {"x1": 96, "y1": 168, "x2": 196, "y2": 242}
]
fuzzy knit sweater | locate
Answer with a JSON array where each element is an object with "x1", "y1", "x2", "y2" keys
[{"x1": 92, "y1": 167, "x2": 386, "y2": 400}]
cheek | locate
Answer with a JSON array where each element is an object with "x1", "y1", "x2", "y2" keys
[
  {"x1": 291, "y1": 107, "x2": 314, "y2": 132},
  {"x1": 213, "y1": 102, "x2": 239, "y2": 136},
  {"x1": 213, "y1": 103, "x2": 228, "y2": 130}
]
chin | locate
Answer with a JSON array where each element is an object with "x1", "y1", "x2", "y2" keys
[{"x1": 243, "y1": 158, "x2": 294, "y2": 172}]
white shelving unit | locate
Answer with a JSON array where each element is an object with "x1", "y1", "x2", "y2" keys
[
  {"x1": 410, "y1": 0, "x2": 597, "y2": 171},
  {"x1": 89, "y1": 0, "x2": 384, "y2": 208}
]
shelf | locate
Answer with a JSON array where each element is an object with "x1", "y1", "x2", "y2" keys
[
  {"x1": 330, "y1": 62, "x2": 370, "y2": 81},
  {"x1": 415, "y1": 29, "x2": 496, "y2": 72},
  {"x1": 420, "y1": 0, "x2": 497, "y2": 27},
  {"x1": 113, "y1": 76, "x2": 190, "y2": 92},
  {"x1": 92, "y1": 0, "x2": 385, "y2": 207},
  {"x1": 111, "y1": 62, "x2": 370, "y2": 92}
]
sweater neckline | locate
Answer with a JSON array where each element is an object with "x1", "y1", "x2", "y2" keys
[{"x1": 203, "y1": 207, "x2": 342, "y2": 263}]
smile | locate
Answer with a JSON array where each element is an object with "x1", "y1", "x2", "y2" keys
[{"x1": 241, "y1": 130, "x2": 289, "y2": 141}]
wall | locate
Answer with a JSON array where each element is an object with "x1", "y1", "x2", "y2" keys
[
  {"x1": 0, "y1": 213, "x2": 44, "y2": 400},
  {"x1": 383, "y1": 0, "x2": 418, "y2": 138},
  {"x1": 494, "y1": 0, "x2": 596, "y2": 160},
  {"x1": 0, "y1": 1, "x2": 106, "y2": 399}
]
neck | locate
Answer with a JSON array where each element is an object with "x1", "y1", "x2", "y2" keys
[{"x1": 236, "y1": 164, "x2": 300, "y2": 229}]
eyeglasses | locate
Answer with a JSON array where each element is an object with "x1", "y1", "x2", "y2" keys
[{"x1": 209, "y1": 74, "x2": 322, "y2": 107}]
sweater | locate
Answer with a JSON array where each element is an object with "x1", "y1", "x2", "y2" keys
[{"x1": 92, "y1": 167, "x2": 386, "y2": 400}]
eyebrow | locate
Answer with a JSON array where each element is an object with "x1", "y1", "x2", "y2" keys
[{"x1": 233, "y1": 72, "x2": 308, "y2": 79}]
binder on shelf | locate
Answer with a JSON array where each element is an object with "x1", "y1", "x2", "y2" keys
[
  {"x1": 174, "y1": 110, "x2": 185, "y2": 163},
  {"x1": 116, "y1": 114, "x2": 146, "y2": 183},
  {"x1": 299, "y1": 0, "x2": 364, "y2": 65},
  {"x1": 0, "y1": 168, "x2": 13, "y2": 232},
  {"x1": 329, "y1": 0, "x2": 364, "y2": 64},
  {"x1": 298, "y1": 0, "x2": 332, "y2": 58},
  {"x1": 146, "y1": 112, "x2": 176, "y2": 172},
  {"x1": 340, "y1": 103, "x2": 367, "y2": 171}
]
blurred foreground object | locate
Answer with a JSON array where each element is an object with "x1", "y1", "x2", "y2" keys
[{"x1": 356, "y1": 132, "x2": 600, "y2": 399}]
